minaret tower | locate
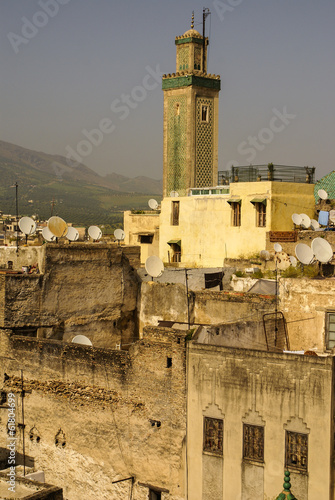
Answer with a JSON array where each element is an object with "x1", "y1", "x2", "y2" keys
[{"x1": 162, "y1": 11, "x2": 221, "y2": 197}]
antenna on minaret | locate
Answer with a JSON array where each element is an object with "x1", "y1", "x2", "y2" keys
[
  {"x1": 202, "y1": 8, "x2": 210, "y2": 73},
  {"x1": 191, "y1": 11, "x2": 194, "y2": 29}
]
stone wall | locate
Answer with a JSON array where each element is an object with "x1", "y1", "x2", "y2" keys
[
  {"x1": 139, "y1": 282, "x2": 275, "y2": 333},
  {"x1": 0, "y1": 327, "x2": 187, "y2": 500},
  {"x1": 0, "y1": 244, "x2": 140, "y2": 349},
  {"x1": 187, "y1": 341, "x2": 335, "y2": 499}
]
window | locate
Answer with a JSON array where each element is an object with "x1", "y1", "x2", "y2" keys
[
  {"x1": 256, "y1": 202, "x2": 266, "y2": 227},
  {"x1": 139, "y1": 234, "x2": 153, "y2": 244},
  {"x1": 243, "y1": 424, "x2": 264, "y2": 463},
  {"x1": 175, "y1": 103, "x2": 180, "y2": 116},
  {"x1": 172, "y1": 201, "x2": 180, "y2": 226},
  {"x1": 149, "y1": 489, "x2": 161, "y2": 500},
  {"x1": 231, "y1": 202, "x2": 241, "y2": 227},
  {"x1": 203, "y1": 417, "x2": 223, "y2": 455},
  {"x1": 201, "y1": 105, "x2": 209, "y2": 122},
  {"x1": 326, "y1": 312, "x2": 335, "y2": 349},
  {"x1": 285, "y1": 431, "x2": 308, "y2": 472}
]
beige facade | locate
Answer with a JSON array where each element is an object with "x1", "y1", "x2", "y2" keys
[
  {"x1": 187, "y1": 340, "x2": 335, "y2": 500},
  {"x1": 125, "y1": 180, "x2": 315, "y2": 266},
  {"x1": 124, "y1": 210, "x2": 159, "y2": 265}
]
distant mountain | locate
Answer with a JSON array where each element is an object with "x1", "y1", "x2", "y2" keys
[{"x1": 0, "y1": 140, "x2": 162, "y2": 226}]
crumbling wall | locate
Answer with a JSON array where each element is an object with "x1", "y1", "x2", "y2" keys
[
  {"x1": 0, "y1": 327, "x2": 186, "y2": 500},
  {"x1": 0, "y1": 244, "x2": 140, "y2": 349}
]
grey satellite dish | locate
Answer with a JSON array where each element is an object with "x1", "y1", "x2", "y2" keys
[
  {"x1": 311, "y1": 237, "x2": 333, "y2": 263},
  {"x1": 88, "y1": 225, "x2": 102, "y2": 240},
  {"x1": 292, "y1": 213, "x2": 302, "y2": 226},
  {"x1": 48, "y1": 216, "x2": 68, "y2": 238},
  {"x1": 42, "y1": 227, "x2": 56, "y2": 242},
  {"x1": 310, "y1": 219, "x2": 320, "y2": 231},
  {"x1": 148, "y1": 199, "x2": 159, "y2": 210},
  {"x1": 295, "y1": 243, "x2": 314, "y2": 265},
  {"x1": 274, "y1": 243, "x2": 282, "y2": 253},
  {"x1": 289, "y1": 255, "x2": 297, "y2": 267},
  {"x1": 318, "y1": 189, "x2": 328, "y2": 200},
  {"x1": 170, "y1": 191, "x2": 179, "y2": 197},
  {"x1": 71, "y1": 335, "x2": 93, "y2": 346},
  {"x1": 114, "y1": 229, "x2": 125, "y2": 241},
  {"x1": 66, "y1": 226, "x2": 79, "y2": 242},
  {"x1": 300, "y1": 214, "x2": 311, "y2": 229},
  {"x1": 19, "y1": 217, "x2": 36, "y2": 235},
  {"x1": 145, "y1": 256, "x2": 164, "y2": 278},
  {"x1": 260, "y1": 250, "x2": 270, "y2": 261}
]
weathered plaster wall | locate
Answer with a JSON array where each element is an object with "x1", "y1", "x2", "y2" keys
[
  {"x1": 194, "y1": 320, "x2": 267, "y2": 351},
  {"x1": 187, "y1": 342, "x2": 334, "y2": 499},
  {"x1": 0, "y1": 327, "x2": 186, "y2": 500},
  {"x1": 279, "y1": 277, "x2": 335, "y2": 352},
  {"x1": 0, "y1": 246, "x2": 46, "y2": 273},
  {"x1": 124, "y1": 211, "x2": 160, "y2": 264},
  {"x1": 0, "y1": 244, "x2": 140, "y2": 349},
  {"x1": 139, "y1": 282, "x2": 275, "y2": 333}
]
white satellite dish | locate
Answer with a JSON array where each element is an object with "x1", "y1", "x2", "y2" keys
[
  {"x1": 88, "y1": 225, "x2": 102, "y2": 240},
  {"x1": 66, "y1": 226, "x2": 79, "y2": 242},
  {"x1": 170, "y1": 191, "x2": 179, "y2": 197},
  {"x1": 148, "y1": 199, "x2": 159, "y2": 210},
  {"x1": 42, "y1": 227, "x2": 56, "y2": 242},
  {"x1": 275, "y1": 251, "x2": 291, "y2": 270},
  {"x1": 19, "y1": 217, "x2": 36, "y2": 235},
  {"x1": 145, "y1": 256, "x2": 164, "y2": 278},
  {"x1": 114, "y1": 229, "x2": 125, "y2": 241},
  {"x1": 318, "y1": 189, "x2": 328, "y2": 200},
  {"x1": 300, "y1": 214, "x2": 311, "y2": 229},
  {"x1": 71, "y1": 335, "x2": 93, "y2": 346},
  {"x1": 289, "y1": 255, "x2": 298, "y2": 267},
  {"x1": 295, "y1": 243, "x2": 314, "y2": 265},
  {"x1": 260, "y1": 250, "x2": 270, "y2": 261},
  {"x1": 310, "y1": 219, "x2": 320, "y2": 231},
  {"x1": 48, "y1": 216, "x2": 68, "y2": 238},
  {"x1": 274, "y1": 243, "x2": 282, "y2": 253},
  {"x1": 311, "y1": 237, "x2": 333, "y2": 263},
  {"x1": 292, "y1": 213, "x2": 302, "y2": 226}
]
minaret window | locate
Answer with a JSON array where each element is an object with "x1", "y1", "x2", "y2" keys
[
  {"x1": 201, "y1": 105, "x2": 209, "y2": 122},
  {"x1": 175, "y1": 103, "x2": 180, "y2": 116}
]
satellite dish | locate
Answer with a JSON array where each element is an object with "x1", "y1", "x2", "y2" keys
[
  {"x1": 19, "y1": 217, "x2": 36, "y2": 235},
  {"x1": 42, "y1": 227, "x2": 56, "y2": 242},
  {"x1": 300, "y1": 214, "x2": 311, "y2": 229},
  {"x1": 88, "y1": 225, "x2": 102, "y2": 240},
  {"x1": 260, "y1": 250, "x2": 270, "y2": 261},
  {"x1": 289, "y1": 255, "x2": 298, "y2": 267},
  {"x1": 275, "y1": 251, "x2": 291, "y2": 270},
  {"x1": 114, "y1": 229, "x2": 125, "y2": 241},
  {"x1": 274, "y1": 243, "x2": 282, "y2": 253},
  {"x1": 318, "y1": 189, "x2": 328, "y2": 200},
  {"x1": 48, "y1": 216, "x2": 68, "y2": 238},
  {"x1": 71, "y1": 335, "x2": 93, "y2": 346},
  {"x1": 311, "y1": 237, "x2": 333, "y2": 263},
  {"x1": 66, "y1": 226, "x2": 79, "y2": 242},
  {"x1": 148, "y1": 199, "x2": 159, "y2": 210},
  {"x1": 292, "y1": 213, "x2": 302, "y2": 226},
  {"x1": 295, "y1": 243, "x2": 314, "y2": 265},
  {"x1": 145, "y1": 256, "x2": 164, "y2": 278},
  {"x1": 310, "y1": 219, "x2": 320, "y2": 231},
  {"x1": 170, "y1": 191, "x2": 179, "y2": 197}
]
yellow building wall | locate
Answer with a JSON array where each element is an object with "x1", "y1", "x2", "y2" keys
[
  {"x1": 124, "y1": 211, "x2": 160, "y2": 265},
  {"x1": 159, "y1": 182, "x2": 315, "y2": 266}
]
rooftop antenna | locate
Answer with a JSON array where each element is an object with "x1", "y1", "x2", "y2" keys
[
  {"x1": 15, "y1": 182, "x2": 19, "y2": 253},
  {"x1": 300, "y1": 213, "x2": 311, "y2": 229},
  {"x1": 148, "y1": 199, "x2": 159, "y2": 210},
  {"x1": 48, "y1": 216, "x2": 68, "y2": 242},
  {"x1": 66, "y1": 226, "x2": 79, "y2": 243},
  {"x1": 295, "y1": 243, "x2": 314, "y2": 265},
  {"x1": 202, "y1": 8, "x2": 210, "y2": 73},
  {"x1": 71, "y1": 335, "x2": 93, "y2": 346},
  {"x1": 88, "y1": 225, "x2": 102, "y2": 241},
  {"x1": 318, "y1": 189, "x2": 328, "y2": 200}
]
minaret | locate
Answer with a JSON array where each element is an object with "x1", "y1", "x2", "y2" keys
[{"x1": 162, "y1": 12, "x2": 221, "y2": 197}]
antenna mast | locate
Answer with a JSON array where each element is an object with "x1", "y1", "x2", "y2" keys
[{"x1": 202, "y1": 8, "x2": 210, "y2": 73}]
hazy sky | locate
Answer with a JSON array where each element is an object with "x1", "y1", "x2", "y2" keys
[{"x1": 0, "y1": 0, "x2": 334, "y2": 181}]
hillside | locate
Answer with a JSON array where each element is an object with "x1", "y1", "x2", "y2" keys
[{"x1": 0, "y1": 140, "x2": 162, "y2": 226}]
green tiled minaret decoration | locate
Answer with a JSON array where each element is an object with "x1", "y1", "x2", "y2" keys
[{"x1": 276, "y1": 471, "x2": 297, "y2": 500}]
